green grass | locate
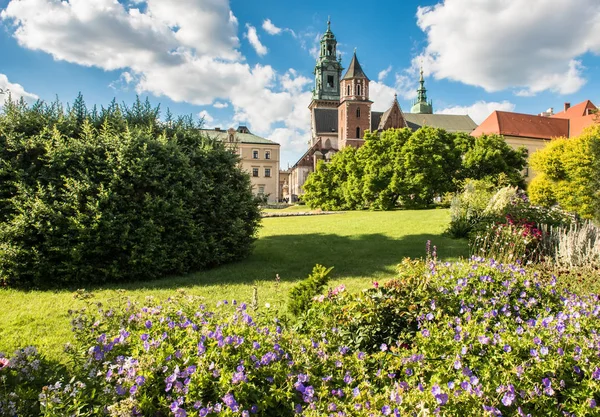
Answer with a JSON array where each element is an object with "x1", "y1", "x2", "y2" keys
[{"x1": 0, "y1": 209, "x2": 467, "y2": 361}]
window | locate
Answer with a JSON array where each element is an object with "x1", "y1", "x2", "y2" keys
[
  {"x1": 356, "y1": 107, "x2": 361, "y2": 118},
  {"x1": 524, "y1": 167, "x2": 529, "y2": 177},
  {"x1": 327, "y1": 75, "x2": 334, "y2": 88},
  {"x1": 327, "y1": 45, "x2": 332, "y2": 56},
  {"x1": 258, "y1": 185, "x2": 265, "y2": 195},
  {"x1": 265, "y1": 168, "x2": 271, "y2": 178},
  {"x1": 356, "y1": 127, "x2": 360, "y2": 138},
  {"x1": 252, "y1": 150, "x2": 259, "y2": 159},
  {"x1": 347, "y1": 85, "x2": 351, "y2": 96},
  {"x1": 356, "y1": 84, "x2": 361, "y2": 96},
  {"x1": 265, "y1": 150, "x2": 271, "y2": 159},
  {"x1": 252, "y1": 167, "x2": 259, "y2": 177}
]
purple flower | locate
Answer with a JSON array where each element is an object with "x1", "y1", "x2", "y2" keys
[
  {"x1": 421, "y1": 329, "x2": 430, "y2": 337},
  {"x1": 590, "y1": 399, "x2": 597, "y2": 408},
  {"x1": 382, "y1": 405, "x2": 392, "y2": 415},
  {"x1": 222, "y1": 393, "x2": 239, "y2": 412},
  {"x1": 593, "y1": 368, "x2": 600, "y2": 380},
  {"x1": 502, "y1": 391, "x2": 515, "y2": 406},
  {"x1": 380, "y1": 343, "x2": 388, "y2": 352},
  {"x1": 353, "y1": 387, "x2": 360, "y2": 398}
]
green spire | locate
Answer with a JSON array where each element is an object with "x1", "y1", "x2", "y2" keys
[
  {"x1": 312, "y1": 19, "x2": 343, "y2": 101},
  {"x1": 411, "y1": 66, "x2": 433, "y2": 114}
]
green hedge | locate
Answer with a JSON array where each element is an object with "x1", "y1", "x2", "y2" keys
[{"x1": 0, "y1": 97, "x2": 261, "y2": 288}]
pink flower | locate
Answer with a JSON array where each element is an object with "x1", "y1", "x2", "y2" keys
[
  {"x1": 373, "y1": 281, "x2": 379, "y2": 288},
  {"x1": 0, "y1": 358, "x2": 9, "y2": 369}
]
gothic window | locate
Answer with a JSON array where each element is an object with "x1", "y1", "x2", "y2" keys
[
  {"x1": 356, "y1": 127, "x2": 360, "y2": 138},
  {"x1": 327, "y1": 75, "x2": 334, "y2": 88},
  {"x1": 356, "y1": 84, "x2": 362, "y2": 96},
  {"x1": 356, "y1": 108, "x2": 361, "y2": 118}
]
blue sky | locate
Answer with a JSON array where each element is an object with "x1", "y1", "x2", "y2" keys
[{"x1": 1, "y1": 0, "x2": 600, "y2": 167}]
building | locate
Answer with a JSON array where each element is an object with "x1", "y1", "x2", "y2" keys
[
  {"x1": 203, "y1": 126, "x2": 280, "y2": 203},
  {"x1": 286, "y1": 21, "x2": 477, "y2": 201},
  {"x1": 472, "y1": 100, "x2": 598, "y2": 182}
]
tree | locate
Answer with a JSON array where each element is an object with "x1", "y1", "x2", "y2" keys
[
  {"x1": 528, "y1": 125, "x2": 600, "y2": 220},
  {"x1": 302, "y1": 127, "x2": 526, "y2": 211},
  {"x1": 0, "y1": 96, "x2": 261, "y2": 288},
  {"x1": 457, "y1": 134, "x2": 527, "y2": 187}
]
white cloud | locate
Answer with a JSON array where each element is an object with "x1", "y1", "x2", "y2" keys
[
  {"x1": 244, "y1": 23, "x2": 267, "y2": 56},
  {"x1": 0, "y1": 73, "x2": 38, "y2": 105},
  {"x1": 213, "y1": 101, "x2": 229, "y2": 109},
  {"x1": 437, "y1": 100, "x2": 516, "y2": 124},
  {"x1": 262, "y1": 18, "x2": 282, "y2": 35},
  {"x1": 198, "y1": 109, "x2": 214, "y2": 124},
  {"x1": 377, "y1": 65, "x2": 392, "y2": 82},
  {"x1": 415, "y1": 0, "x2": 600, "y2": 95},
  {"x1": 369, "y1": 81, "x2": 398, "y2": 112},
  {"x1": 1, "y1": 0, "x2": 316, "y2": 164}
]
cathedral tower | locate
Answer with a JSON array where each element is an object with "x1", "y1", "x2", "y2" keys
[
  {"x1": 410, "y1": 67, "x2": 433, "y2": 114},
  {"x1": 308, "y1": 19, "x2": 344, "y2": 147},
  {"x1": 338, "y1": 51, "x2": 372, "y2": 149},
  {"x1": 310, "y1": 19, "x2": 343, "y2": 106}
]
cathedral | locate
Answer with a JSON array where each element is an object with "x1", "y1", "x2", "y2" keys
[{"x1": 286, "y1": 21, "x2": 477, "y2": 201}]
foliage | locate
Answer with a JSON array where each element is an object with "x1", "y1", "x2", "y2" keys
[
  {"x1": 0, "y1": 209, "x2": 468, "y2": 360},
  {"x1": 456, "y1": 134, "x2": 527, "y2": 187},
  {"x1": 449, "y1": 179, "x2": 574, "y2": 239},
  {"x1": 0, "y1": 95, "x2": 261, "y2": 288},
  {"x1": 3, "y1": 257, "x2": 600, "y2": 416},
  {"x1": 288, "y1": 264, "x2": 333, "y2": 316},
  {"x1": 470, "y1": 218, "x2": 544, "y2": 264},
  {"x1": 0, "y1": 347, "x2": 63, "y2": 417},
  {"x1": 529, "y1": 125, "x2": 600, "y2": 220},
  {"x1": 447, "y1": 178, "x2": 500, "y2": 238},
  {"x1": 303, "y1": 127, "x2": 526, "y2": 210}
]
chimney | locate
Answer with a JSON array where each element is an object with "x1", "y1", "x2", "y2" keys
[
  {"x1": 215, "y1": 127, "x2": 221, "y2": 131},
  {"x1": 564, "y1": 102, "x2": 571, "y2": 112}
]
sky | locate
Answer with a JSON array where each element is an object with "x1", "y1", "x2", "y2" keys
[{"x1": 1, "y1": 0, "x2": 600, "y2": 167}]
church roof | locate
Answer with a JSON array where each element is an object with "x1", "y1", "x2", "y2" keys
[
  {"x1": 314, "y1": 108, "x2": 338, "y2": 134},
  {"x1": 342, "y1": 52, "x2": 369, "y2": 81},
  {"x1": 201, "y1": 127, "x2": 279, "y2": 145},
  {"x1": 371, "y1": 112, "x2": 383, "y2": 131},
  {"x1": 404, "y1": 114, "x2": 477, "y2": 133}
]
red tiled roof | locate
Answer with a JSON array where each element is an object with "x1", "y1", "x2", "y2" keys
[
  {"x1": 472, "y1": 111, "x2": 569, "y2": 140},
  {"x1": 551, "y1": 100, "x2": 597, "y2": 119}
]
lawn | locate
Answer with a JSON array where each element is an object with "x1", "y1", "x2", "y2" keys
[{"x1": 0, "y1": 209, "x2": 467, "y2": 361}]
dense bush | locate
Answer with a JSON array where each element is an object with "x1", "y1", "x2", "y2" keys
[
  {"x1": 3, "y1": 257, "x2": 600, "y2": 416},
  {"x1": 302, "y1": 128, "x2": 526, "y2": 210},
  {"x1": 288, "y1": 264, "x2": 333, "y2": 316},
  {"x1": 529, "y1": 125, "x2": 600, "y2": 220},
  {"x1": 0, "y1": 96, "x2": 261, "y2": 288}
]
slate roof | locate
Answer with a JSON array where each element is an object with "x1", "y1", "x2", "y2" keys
[
  {"x1": 314, "y1": 108, "x2": 338, "y2": 133},
  {"x1": 472, "y1": 111, "x2": 568, "y2": 140},
  {"x1": 201, "y1": 128, "x2": 279, "y2": 145},
  {"x1": 404, "y1": 114, "x2": 477, "y2": 133},
  {"x1": 371, "y1": 112, "x2": 383, "y2": 131},
  {"x1": 342, "y1": 52, "x2": 369, "y2": 81}
]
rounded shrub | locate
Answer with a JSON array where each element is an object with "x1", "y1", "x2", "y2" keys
[{"x1": 0, "y1": 98, "x2": 261, "y2": 288}]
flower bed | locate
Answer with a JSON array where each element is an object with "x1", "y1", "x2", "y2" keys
[{"x1": 2, "y1": 257, "x2": 600, "y2": 416}]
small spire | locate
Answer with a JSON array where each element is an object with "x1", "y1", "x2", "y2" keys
[
  {"x1": 326, "y1": 17, "x2": 331, "y2": 32},
  {"x1": 354, "y1": 47, "x2": 357, "y2": 54}
]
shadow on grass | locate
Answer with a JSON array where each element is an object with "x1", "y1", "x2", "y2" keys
[{"x1": 94, "y1": 232, "x2": 468, "y2": 291}]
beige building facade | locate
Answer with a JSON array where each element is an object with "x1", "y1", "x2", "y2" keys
[{"x1": 203, "y1": 126, "x2": 280, "y2": 203}]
